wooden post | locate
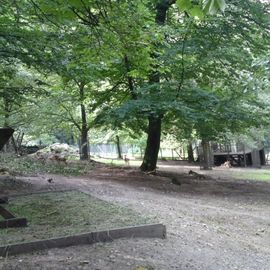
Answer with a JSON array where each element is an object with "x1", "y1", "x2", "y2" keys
[{"x1": 0, "y1": 206, "x2": 27, "y2": 229}]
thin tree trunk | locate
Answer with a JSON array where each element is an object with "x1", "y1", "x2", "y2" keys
[
  {"x1": 116, "y1": 135, "x2": 122, "y2": 159},
  {"x1": 4, "y1": 97, "x2": 10, "y2": 128},
  {"x1": 17, "y1": 132, "x2": 24, "y2": 148},
  {"x1": 160, "y1": 148, "x2": 163, "y2": 159},
  {"x1": 79, "y1": 83, "x2": 89, "y2": 160},
  {"x1": 243, "y1": 144, "x2": 247, "y2": 167},
  {"x1": 11, "y1": 136, "x2": 19, "y2": 154},
  {"x1": 3, "y1": 97, "x2": 11, "y2": 152},
  {"x1": 187, "y1": 142, "x2": 195, "y2": 163},
  {"x1": 11, "y1": 132, "x2": 24, "y2": 155}
]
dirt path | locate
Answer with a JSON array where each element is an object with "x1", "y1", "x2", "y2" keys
[{"x1": 1, "y1": 164, "x2": 270, "y2": 270}]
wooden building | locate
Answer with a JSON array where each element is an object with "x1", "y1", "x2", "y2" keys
[{"x1": 211, "y1": 142, "x2": 266, "y2": 168}]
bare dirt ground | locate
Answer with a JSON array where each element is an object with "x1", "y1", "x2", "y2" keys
[{"x1": 1, "y1": 162, "x2": 270, "y2": 270}]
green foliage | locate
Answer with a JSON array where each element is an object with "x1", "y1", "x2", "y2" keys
[
  {"x1": 0, "y1": 0, "x2": 269, "y2": 160},
  {"x1": 176, "y1": 0, "x2": 226, "y2": 18},
  {"x1": 176, "y1": 0, "x2": 193, "y2": 11},
  {"x1": 203, "y1": 0, "x2": 226, "y2": 15}
]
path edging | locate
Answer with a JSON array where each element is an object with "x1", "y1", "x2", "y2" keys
[{"x1": 0, "y1": 223, "x2": 166, "y2": 257}]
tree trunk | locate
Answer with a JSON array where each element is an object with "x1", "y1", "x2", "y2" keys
[
  {"x1": 70, "y1": 134, "x2": 75, "y2": 145},
  {"x1": 187, "y1": 142, "x2": 195, "y2": 163},
  {"x1": 201, "y1": 139, "x2": 213, "y2": 170},
  {"x1": 140, "y1": 0, "x2": 171, "y2": 172},
  {"x1": 10, "y1": 132, "x2": 25, "y2": 155},
  {"x1": 116, "y1": 135, "x2": 122, "y2": 159},
  {"x1": 3, "y1": 97, "x2": 11, "y2": 152},
  {"x1": 140, "y1": 116, "x2": 162, "y2": 171},
  {"x1": 80, "y1": 127, "x2": 88, "y2": 160},
  {"x1": 243, "y1": 144, "x2": 247, "y2": 167},
  {"x1": 79, "y1": 83, "x2": 89, "y2": 160},
  {"x1": 11, "y1": 136, "x2": 19, "y2": 154}
]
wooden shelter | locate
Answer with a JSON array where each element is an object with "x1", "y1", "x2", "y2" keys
[
  {"x1": 0, "y1": 127, "x2": 27, "y2": 229},
  {"x1": 0, "y1": 127, "x2": 14, "y2": 150},
  {"x1": 211, "y1": 142, "x2": 265, "y2": 168}
]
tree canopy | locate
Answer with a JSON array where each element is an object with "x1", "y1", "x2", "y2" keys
[{"x1": 0, "y1": 0, "x2": 269, "y2": 168}]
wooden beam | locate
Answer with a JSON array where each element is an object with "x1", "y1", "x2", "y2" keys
[
  {"x1": 0, "y1": 223, "x2": 166, "y2": 257},
  {"x1": 0, "y1": 197, "x2": 8, "y2": 204},
  {"x1": 0, "y1": 217, "x2": 27, "y2": 229},
  {"x1": 0, "y1": 206, "x2": 15, "y2": 219}
]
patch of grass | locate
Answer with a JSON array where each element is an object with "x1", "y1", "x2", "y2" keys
[
  {"x1": 0, "y1": 154, "x2": 94, "y2": 176},
  {"x1": 233, "y1": 171, "x2": 270, "y2": 182},
  {"x1": 133, "y1": 267, "x2": 155, "y2": 270},
  {"x1": 92, "y1": 157, "x2": 126, "y2": 166},
  {"x1": 92, "y1": 157, "x2": 142, "y2": 167},
  {"x1": 0, "y1": 191, "x2": 154, "y2": 245}
]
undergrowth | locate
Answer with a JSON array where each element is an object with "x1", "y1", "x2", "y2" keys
[{"x1": 0, "y1": 153, "x2": 95, "y2": 176}]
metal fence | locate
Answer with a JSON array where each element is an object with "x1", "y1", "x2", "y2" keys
[{"x1": 89, "y1": 144, "x2": 184, "y2": 160}]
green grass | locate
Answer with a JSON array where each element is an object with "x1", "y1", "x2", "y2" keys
[
  {"x1": 0, "y1": 154, "x2": 94, "y2": 176},
  {"x1": 92, "y1": 157, "x2": 142, "y2": 167},
  {"x1": 232, "y1": 171, "x2": 270, "y2": 182},
  {"x1": 0, "y1": 191, "x2": 153, "y2": 245}
]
